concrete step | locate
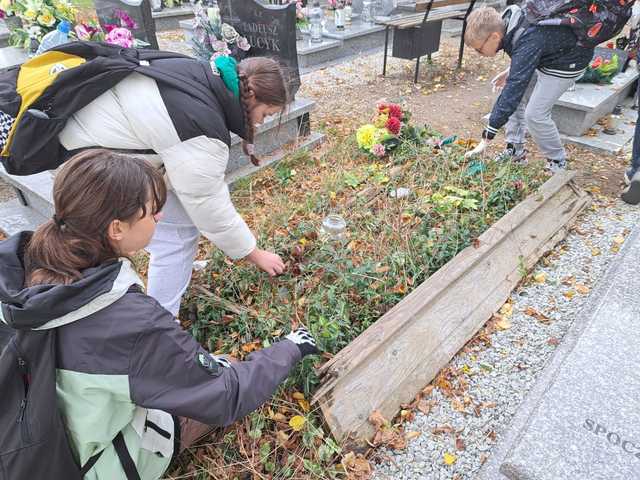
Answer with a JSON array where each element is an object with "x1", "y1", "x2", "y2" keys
[
  {"x1": 152, "y1": 5, "x2": 194, "y2": 31},
  {"x1": 479, "y1": 226, "x2": 640, "y2": 480},
  {"x1": 553, "y1": 66, "x2": 639, "y2": 137},
  {"x1": 0, "y1": 198, "x2": 48, "y2": 235}
]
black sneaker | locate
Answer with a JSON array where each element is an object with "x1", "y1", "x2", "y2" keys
[
  {"x1": 493, "y1": 143, "x2": 527, "y2": 164},
  {"x1": 622, "y1": 170, "x2": 640, "y2": 205}
]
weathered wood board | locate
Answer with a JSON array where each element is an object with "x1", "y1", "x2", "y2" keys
[{"x1": 312, "y1": 171, "x2": 590, "y2": 442}]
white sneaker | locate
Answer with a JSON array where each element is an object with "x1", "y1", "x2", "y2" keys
[{"x1": 545, "y1": 158, "x2": 567, "y2": 174}]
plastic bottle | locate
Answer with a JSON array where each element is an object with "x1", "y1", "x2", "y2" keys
[
  {"x1": 35, "y1": 20, "x2": 71, "y2": 56},
  {"x1": 309, "y1": 1, "x2": 323, "y2": 44}
]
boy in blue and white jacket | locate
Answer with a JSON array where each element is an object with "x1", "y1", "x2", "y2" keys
[{"x1": 464, "y1": 6, "x2": 594, "y2": 171}]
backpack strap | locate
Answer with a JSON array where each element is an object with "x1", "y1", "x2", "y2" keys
[
  {"x1": 79, "y1": 450, "x2": 104, "y2": 477},
  {"x1": 113, "y1": 431, "x2": 142, "y2": 480}
]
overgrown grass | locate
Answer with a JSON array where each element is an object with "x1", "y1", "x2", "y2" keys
[{"x1": 169, "y1": 130, "x2": 545, "y2": 479}]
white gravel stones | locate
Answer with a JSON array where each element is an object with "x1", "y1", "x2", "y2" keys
[{"x1": 372, "y1": 198, "x2": 640, "y2": 480}]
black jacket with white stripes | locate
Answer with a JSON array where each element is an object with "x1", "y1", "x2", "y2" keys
[{"x1": 484, "y1": 6, "x2": 594, "y2": 139}]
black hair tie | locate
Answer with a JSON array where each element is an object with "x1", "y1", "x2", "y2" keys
[{"x1": 53, "y1": 214, "x2": 67, "y2": 231}]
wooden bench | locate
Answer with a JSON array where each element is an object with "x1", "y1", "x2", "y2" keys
[{"x1": 377, "y1": 0, "x2": 479, "y2": 82}]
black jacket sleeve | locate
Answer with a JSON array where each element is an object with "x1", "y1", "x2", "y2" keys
[
  {"x1": 128, "y1": 298, "x2": 301, "y2": 426},
  {"x1": 484, "y1": 29, "x2": 543, "y2": 140}
]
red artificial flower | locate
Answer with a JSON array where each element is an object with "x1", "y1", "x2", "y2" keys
[
  {"x1": 386, "y1": 116, "x2": 401, "y2": 135},
  {"x1": 588, "y1": 3, "x2": 597, "y2": 13},
  {"x1": 387, "y1": 103, "x2": 403, "y2": 120},
  {"x1": 606, "y1": 41, "x2": 614, "y2": 49}
]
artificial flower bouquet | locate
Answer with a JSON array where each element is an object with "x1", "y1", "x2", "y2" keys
[
  {"x1": 356, "y1": 101, "x2": 418, "y2": 158},
  {"x1": 3, "y1": 0, "x2": 76, "y2": 49},
  {"x1": 75, "y1": 9, "x2": 149, "y2": 48},
  {"x1": 191, "y1": 2, "x2": 250, "y2": 65}
]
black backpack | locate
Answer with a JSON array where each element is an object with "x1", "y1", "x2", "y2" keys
[
  {"x1": 0, "y1": 41, "x2": 215, "y2": 176},
  {"x1": 0, "y1": 325, "x2": 99, "y2": 479},
  {"x1": 0, "y1": 298, "x2": 144, "y2": 479},
  {"x1": 523, "y1": 0, "x2": 636, "y2": 47}
]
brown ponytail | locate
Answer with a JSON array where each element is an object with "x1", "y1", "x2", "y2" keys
[
  {"x1": 25, "y1": 149, "x2": 167, "y2": 287},
  {"x1": 237, "y1": 57, "x2": 290, "y2": 165}
]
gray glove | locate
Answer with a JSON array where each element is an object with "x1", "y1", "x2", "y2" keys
[{"x1": 285, "y1": 326, "x2": 319, "y2": 357}]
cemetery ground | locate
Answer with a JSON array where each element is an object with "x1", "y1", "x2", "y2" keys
[{"x1": 0, "y1": 33, "x2": 637, "y2": 480}]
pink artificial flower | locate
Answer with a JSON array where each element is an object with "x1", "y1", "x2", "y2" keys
[
  {"x1": 105, "y1": 27, "x2": 134, "y2": 48},
  {"x1": 103, "y1": 23, "x2": 117, "y2": 33},
  {"x1": 237, "y1": 36, "x2": 250, "y2": 51},
  {"x1": 371, "y1": 143, "x2": 386, "y2": 158},
  {"x1": 211, "y1": 49, "x2": 231, "y2": 61},
  {"x1": 74, "y1": 24, "x2": 93, "y2": 41},
  {"x1": 210, "y1": 38, "x2": 228, "y2": 52},
  {"x1": 0, "y1": 10, "x2": 5, "y2": 19},
  {"x1": 114, "y1": 9, "x2": 138, "y2": 30}
]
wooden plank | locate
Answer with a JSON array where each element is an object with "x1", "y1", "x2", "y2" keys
[
  {"x1": 379, "y1": 9, "x2": 464, "y2": 27},
  {"x1": 313, "y1": 171, "x2": 590, "y2": 442},
  {"x1": 415, "y1": 0, "x2": 471, "y2": 11}
]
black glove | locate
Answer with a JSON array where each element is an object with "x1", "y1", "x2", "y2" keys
[{"x1": 285, "y1": 326, "x2": 319, "y2": 357}]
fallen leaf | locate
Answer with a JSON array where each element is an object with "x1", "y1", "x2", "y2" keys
[
  {"x1": 547, "y1": 337, "x2": 560, "y2": 346},
  {"x1": 298, "y1": 399, "x2": 311, "y2": 412},
  {"x1": 495, "y1": 316, "x2": 512, "y2": 330},
  {"x1": 276, "y1": 430, "x2": 290, "y2": 445},
  {"x1": 289, "y1": 415, "x2": 306, "y2": 432},
  {"x1": 292, "y1": 392, "x2": 306, "y2": 401},
  {"x1": 524, "y1": 306, "x2": 550, "y2": 324},
  {"x1": 368, "y1": 410, "x2": 388, "y2": 429},
  {"x1": 443, "y1": 452, "x2": 457, "y2": 465},
  {"x1": 575, "y1": 284, "x2": 590, "y2": 295},
  {"x1": 563, "y1": 290, "x2": 576, "y2": 300},
  {"x1": 533, "y1": 272, "x2": 547, "y2": 284},
  {"x1": 591, "y1": 247, "x2": 601, "y2": 257},
  {"x1": 406, "y1": 431, "x2": 421, "y2": 441},
  {"x1": 613, "y1": 235, "x2": 625, "y2": 245},
  {"x1": 499, "y1": 302, "x2": 513, "y2": 317},
  {"x1": 376, "y1": 265, "x2": 390, "y2": 274},
  {"x1": 417, "y1": 399, "x2": 431, "y2": 414},
  {"x1": 270, "y1": 412, "x2": 287, "y2": 423},
  {"x1": 432, "y1": 425, "x2": 455, "y2": 435},
  {"x1": 451, "y1": 399, "x2": 465, "y2": 412},
  {"x1": 455, "y1": 437, "x2": 466, "y2": 451}
]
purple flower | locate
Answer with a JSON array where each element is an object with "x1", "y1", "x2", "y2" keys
[{"x1": 105, "y1": 27, "x2": 133, "y2": 48}]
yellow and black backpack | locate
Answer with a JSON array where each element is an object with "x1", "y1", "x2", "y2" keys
[{"x1": 0, "y1": 41, "x2": 209, "y2": 176}]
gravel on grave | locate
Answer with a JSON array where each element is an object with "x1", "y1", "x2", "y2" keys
[{"x1": 372, "y1": 196, "x2": 640, "y2": 480}]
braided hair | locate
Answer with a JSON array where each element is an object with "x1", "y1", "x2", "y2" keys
[{"x1": 237, "y1": 57, "x2": 290, "y2": 165}]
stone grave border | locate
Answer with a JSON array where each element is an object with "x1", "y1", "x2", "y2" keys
[{"x1": 312, "y1": 171, "x2": 590, "y2": 442}]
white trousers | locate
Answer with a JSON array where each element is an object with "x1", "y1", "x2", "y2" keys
[{"x1": 146, "y1": 190, "x2": 200, "y2": 317}]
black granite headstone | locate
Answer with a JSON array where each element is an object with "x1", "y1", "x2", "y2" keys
[
  {"x1": 95, "y1": 0, "x2": 159, "y2": 49},
  {"x1": 219, "y1": 0, "x2": 300, "y2": 98}
]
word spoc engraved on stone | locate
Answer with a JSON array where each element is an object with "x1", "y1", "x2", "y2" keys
[{"x1": 583, "y1": 419, "x2": 640, "y2": 461}]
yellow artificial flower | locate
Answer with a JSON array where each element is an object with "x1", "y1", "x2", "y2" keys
[
  {"x1": 23, "y1": 8, "x2": 37, "y2": 20},
  {"x1": 0, "y1": 0, "x2": 12, "y2": 12},
  {"x1": 356, "y1": 124, "x2": 380, "y2": 150},
  {"x1": 374, "y1": 113, "x2": 388, "y2": 128},
  {"x1": 37, "y1": 12, "x2": 55, "y2": 26}
]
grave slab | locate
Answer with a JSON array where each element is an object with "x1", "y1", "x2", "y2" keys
[
  {"x1": 296, "y1": 36, "x2": 343, "y2": 69},
  {"x1": 561, "y1": 97, "x2": 637, "y2": 155},
  {"x1": 0, "y1": 46, "x2": 27, "y2": 69},
  {"x1": 552, "y1": 67, "x2": 639, "y2": 137},
  {"x1": 479, "y1": 226, "x2": 640, "y2": 480},
  {"x1": 0, "y1": 198, "x2": 48, "y2": 236},
  {"x1": 322, "y1": 19, "x2": 386, "y2": 56},
  {"x1": 152, "y1": 5, "x2": 193, "y2": 31}
]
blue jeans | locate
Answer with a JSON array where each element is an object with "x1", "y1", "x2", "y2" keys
[{"x1": 631, "y1": 81, "x2": 640, "y2": 178}]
